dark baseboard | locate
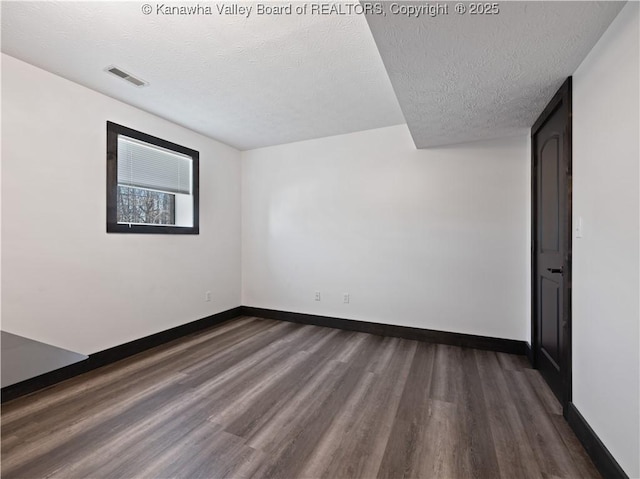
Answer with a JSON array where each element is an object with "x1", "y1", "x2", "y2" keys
[
  {"x1": 1, "y1": 306, "x2": 242, "y2": 403},
  {"x1": 566, "y1": 403, "x2": 629, "y2": 479},
  {"x1": 242, "y1": 307, "x2": 527, "y2": 355},
  {"x1": 525, "y1": 342, "x2": 534, "y2": 366}
]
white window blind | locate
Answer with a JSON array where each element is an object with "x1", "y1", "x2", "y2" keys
[{"x1": 117, "y1": 136, "x2": 192, "y2": 195}]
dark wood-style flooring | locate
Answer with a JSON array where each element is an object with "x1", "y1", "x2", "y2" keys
[{"x1": 1, "y1": 316, "x2": 600, "y2": 478}]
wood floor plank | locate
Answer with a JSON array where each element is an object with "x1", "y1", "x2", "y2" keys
[
  {"x1": 209, "y1": 328, "x2": 344, "y2": 427},
  {"x1": 505, "y1": 369, "x2": 584, "y2": 478},
  {"x1": 300, "y1": 338, "x2": 417, "y2": 479},
  {"x1": 429, "y1": 343, "x2": 463, "y2": 403},
  {"x1": 457, "y1": 348, "x2": 501, "y2": 479},
  {"x1": 137, "y1": 424, "x2": 251, "y2": 479},
  {"x1": 475, "y1": 350, "x2": 541, "y2": 479},
  {"x1": 376, "y1": 341, "x2": 436, "y2": 479},
  {"x1": 1, "y1": 318, "x2": 600, "y2": 479},
  {"x1": 249, "y1": 334, "x2": 386, "y2": 479},
  {"x1": 496, "y1": 351, "x2": 531, "y2": 372},
  {"x1": 45, "y1": 394, "x2": 216, "y2": 478},
  {"x1": 524, "y1": 367, "x2": 563, "y2": 416},
  {"x1": 221, "y1": 329, "x2": 353, "y2": 437},
  {"x1": 297, "y1": 370, "x2": 379, "y2": 478},
  {"x1": 414, "y1": 398, "x2": 464, "y2": 479},
  {"x1": 3, "y1": 381, "x2": 191, "y2": 478},
  {"x1": 549, "y1": 414, "x2": 602, "y2": 479}
]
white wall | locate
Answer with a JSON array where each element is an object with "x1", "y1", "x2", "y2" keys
[
  {"x1": 242, "y1": 125, "x2": 530, "y2": 340},
  {"x1": 572, "y1": 3, "x2": 640, "y2": 477},
  {"x1": 1, "y1": 54, "x2": 242, "y2": 355}
]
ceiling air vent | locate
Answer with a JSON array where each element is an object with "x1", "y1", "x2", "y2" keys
[{"x1": 105, "y1": 66, "x2": 148, "y2": 87}]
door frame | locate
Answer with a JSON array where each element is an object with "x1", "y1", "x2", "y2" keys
[{"x1": 530, "y1": 77, "x2": 573, "y2": 417}]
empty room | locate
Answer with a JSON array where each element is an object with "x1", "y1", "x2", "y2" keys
[{"x1": 1, "y1": 1, "x2": 638, "y2": 478}]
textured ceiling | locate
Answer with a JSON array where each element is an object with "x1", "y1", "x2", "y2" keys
[
  {"x1": 0, "y1": 1, "x2": 404, "y2": 150},
  {"x1": 1, "y1": 1, "x2": 625, "y2": 150},
  {"x1": 365, "y1": 1, "x2": 625, "y2": 148}
]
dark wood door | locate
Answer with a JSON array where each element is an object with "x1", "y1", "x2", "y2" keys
[{"x1": 532, "y1": 78, "x2": 572, "y2": 409}]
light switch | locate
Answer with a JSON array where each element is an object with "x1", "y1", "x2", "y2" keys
[{"x1": 575, "y1": 216, "x2": 583, "y2": 239}]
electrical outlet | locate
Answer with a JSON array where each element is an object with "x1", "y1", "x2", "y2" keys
[
  {"x1": 343, "y1": 293, "x2": 350, "y2": 304},
  {"x1": 315, "y1": 291, "x2": 321, "y2": 301},
  {"x1": 205, "y1": 291, "x2": 212, "y2": 302}
]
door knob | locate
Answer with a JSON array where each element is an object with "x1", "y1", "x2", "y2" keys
[{"x1": 547, "y1": 267, "x2": 564, "y2": 274}]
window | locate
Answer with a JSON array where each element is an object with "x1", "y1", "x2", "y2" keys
[{"x1": 106, "y1": 121, "x2": 199, "y2": 234}]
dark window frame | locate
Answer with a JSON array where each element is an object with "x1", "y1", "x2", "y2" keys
[{"x1": 106, "y1": 121, "x2": 199, "y2": 235}]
